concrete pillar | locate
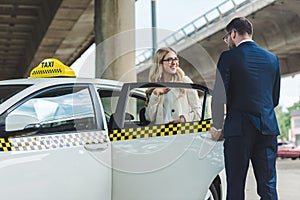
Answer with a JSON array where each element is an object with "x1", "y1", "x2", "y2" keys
[{"x1": 94, "y1": 0, "x2": 136, "y2": 82}]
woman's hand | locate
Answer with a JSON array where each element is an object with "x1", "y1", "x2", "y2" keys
[
  {"x1": 169, "y1": 115, "x2": 186, "y2": 124},
  {"x1": 153, "y1": 88, "x2": 170, "y2": 96}
]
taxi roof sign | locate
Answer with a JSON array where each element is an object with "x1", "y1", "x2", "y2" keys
[{"x1": 30, "y1": 58, "x2": 76, "y2": 78}]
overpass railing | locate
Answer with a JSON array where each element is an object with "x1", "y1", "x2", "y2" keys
[{"x1": 136, "y1": 0, "x2": 252, "y2": 66}]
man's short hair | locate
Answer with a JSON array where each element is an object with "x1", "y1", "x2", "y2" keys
[{"x1": 226, "y1": 17, "x2": 253, "y2": 36}]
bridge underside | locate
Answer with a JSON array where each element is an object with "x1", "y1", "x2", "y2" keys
[
  {"x1": 190, "y1": 0, "x2": 300, "y2": 86},
  {"x1": 0, "y1": 0, "x2": 299, "y2": 83},
  {"x1": 138, "y1": 0, "x2": 300, "y2": 88},
  {"x1": 0, "y1": 0, "x2": 94, "y2": 80}
]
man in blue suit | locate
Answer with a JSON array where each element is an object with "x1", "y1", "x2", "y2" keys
[{"x1": 211, "y1": 17, "x2": 280, "y2": 199}]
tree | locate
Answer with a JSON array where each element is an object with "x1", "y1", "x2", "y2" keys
[
  {"x1": 276, "y1": 101, "x2": 300, "y2": 140},
  {"x1": 287, "y1": 101, "x2": 300, "y2": 113},
  {"x1": 275, "y1": 106, "x2": 289, "y2": 140}
]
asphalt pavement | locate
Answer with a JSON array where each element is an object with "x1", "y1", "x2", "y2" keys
[{"x1": 246, "y1": 158, "x2": 300, "y2": 199}]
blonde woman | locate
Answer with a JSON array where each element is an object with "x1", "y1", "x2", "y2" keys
[{"x1": 145, "y1": 47, "x2": 202, "y2": 124}]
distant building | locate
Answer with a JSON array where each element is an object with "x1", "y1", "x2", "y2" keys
[{"x1": 291, "y1": 109, "x2": 300, "y2": 147}]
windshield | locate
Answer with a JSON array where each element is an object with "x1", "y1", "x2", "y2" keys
[{"x1": 0, "y1": 85, "x2": 31, "y2": 104}]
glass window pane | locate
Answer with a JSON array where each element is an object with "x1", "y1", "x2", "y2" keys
[
  {"x1": 125, "y1": 87, "x2": 204, "y2": 126},
  {"x1": 0, "y1": 85, "x2": 31, "y2": 104},
  {"x1": 6, "y1": 85, "x2": 96, "y2": 133},
  {"x1": 204, "y1": 94, "x2": 212, "y2": 120}
]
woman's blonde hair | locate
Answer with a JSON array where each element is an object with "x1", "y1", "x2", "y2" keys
[{"x1": 149, "y1": 47, "x2": 185, "y2": 82}]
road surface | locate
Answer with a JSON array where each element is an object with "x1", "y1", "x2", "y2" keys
[{"x1": 246, "y1": 158, "x2": 300, "y2": 199}]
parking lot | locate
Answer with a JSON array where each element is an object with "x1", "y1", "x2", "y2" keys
[{"x1": 246, "y1": 158, "x2": 300, "y2": 199}]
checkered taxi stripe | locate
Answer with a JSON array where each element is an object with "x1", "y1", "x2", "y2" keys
[
  {"x1": 109, "y1": 120, "x2": 211, "y2": 141},
  {"x1": 0, "y1": 131, "x2": 108, "y2": 152}
]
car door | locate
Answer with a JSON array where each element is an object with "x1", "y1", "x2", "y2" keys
[
  {"x1": 0, "y1": 83, "x2": 111, "y2": 200},
  {"x1": 109, "y1": 82, "x2": 224, "y2": 200}
]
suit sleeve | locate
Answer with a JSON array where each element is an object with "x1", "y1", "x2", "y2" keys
[
  {"x1": 272, "y1": 56, "x2": 281, "y2": 108},
  {"x1": 212, "y1": 52, "x2": 229, "y2": 129}
]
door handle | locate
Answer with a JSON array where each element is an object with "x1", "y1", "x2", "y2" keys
[
  {"x1": 84, "y1": 143, "x2": 108, "y2": 152},
  {"x1": 199, "y1": 132, "x2": 213, "y2": 140}
]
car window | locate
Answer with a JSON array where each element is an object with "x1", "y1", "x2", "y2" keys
[
  {"x1": 0, "y1": 85, "x2": 31, "y2": 104},
  {"x1": 98, "y1": 87, "x2": 146, "y2": 127},
  {"x1": 125, "y1": 92, "x2": 146, "y2": 123},
  {"x1": 5, "y1": 85, "x2": 97, "y2": 134},
  {"x1": 98, "y1": 88, "x2": 121, "y2": 123},
  {"x1": 108, "y1": 83, "x2": 212, "y2": 143},
  {"x1": 203, "y1": 94, "x2": 212, "y2": 120},
  {"x1": 124, "y1": 87, "x2": 205, "y2": 127}
]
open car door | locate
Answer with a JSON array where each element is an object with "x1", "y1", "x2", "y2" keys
[{"x1": 109, "y1": 82, "x2": 225, "y2": 200}]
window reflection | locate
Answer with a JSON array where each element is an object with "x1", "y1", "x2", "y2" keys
[{"x1": 6, "y1": 85, "x2": 96, "y2": 133}]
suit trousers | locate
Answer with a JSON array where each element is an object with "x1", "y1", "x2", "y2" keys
[{"x1": 224, "y1": 117, "x2": 278, "y2": 200}]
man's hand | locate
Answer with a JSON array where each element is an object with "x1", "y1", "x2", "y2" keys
[{"x1": 210, "y1": 127, "x2": 224, "y2": 141}]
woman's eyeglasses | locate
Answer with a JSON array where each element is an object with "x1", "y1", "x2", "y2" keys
[{"x1": 162, "y1": 57, "x2": 179, "y2": 64}]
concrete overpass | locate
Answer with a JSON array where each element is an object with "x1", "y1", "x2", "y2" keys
[
  {"x1": 136, "y1": 0, "x2": 300, "y2": 87},
  {"x1": 0, "y1": 0, "x2": 299, "y2": 83},
  {"x1": 0, "y1": 0, "x2": 97, "y2": 80}
]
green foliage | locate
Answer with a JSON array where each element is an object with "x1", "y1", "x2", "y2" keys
[
  {"x1": 275, "y1": 106, "x2": 289, "y2": 139},
  {"x1": 287, "y1": 101, "x2": 300, "y2": 112},
  {"x1": 276, "y1": 101, "x2": 300, "y2": 140}
]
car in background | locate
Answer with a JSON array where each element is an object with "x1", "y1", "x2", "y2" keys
[{"x1": 277, "y1": 142, "x2": 300, "y2": 160}]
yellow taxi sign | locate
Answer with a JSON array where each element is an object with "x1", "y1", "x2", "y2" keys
[{"x1": 30, "y1": 58, "x2": 76, "y2": 78}]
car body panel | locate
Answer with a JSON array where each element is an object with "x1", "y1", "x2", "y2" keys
[
  {"x1": 0, "y1": 78, "x2": 114, "y2": 200},
  {"x1": 277, "y1": 148, "x2": 300, "y2": 159},
  {"x1": 112, "y1": 133, "x2": 224, "y2": 200},
  {"x1": 277, "y1": 142, "x2": 300, "y2": 159},
  {"x1": 0, "y1": 140, "x2": 111, "y2": 200}
]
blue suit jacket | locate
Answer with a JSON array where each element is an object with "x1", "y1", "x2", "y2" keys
[{"x1": 212, "y1": 41, "x2": 280, "y2": 137}]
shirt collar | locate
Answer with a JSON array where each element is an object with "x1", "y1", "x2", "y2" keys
[{"x1": 237, "y1": 39, "x2": 254, "y2": 47}]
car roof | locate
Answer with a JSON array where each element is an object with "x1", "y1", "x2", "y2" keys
[{"x1": 0, "y1": 77, "x2": 123, "y2": 86}]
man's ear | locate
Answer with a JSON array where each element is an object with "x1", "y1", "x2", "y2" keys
[{"x1": 232, "y1": 30, "x2": 237, "y2": 39}]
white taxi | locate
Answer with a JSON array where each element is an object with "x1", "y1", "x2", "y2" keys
[{"x1": 0, "y1": 58, "x2": 226, "y2": 200}]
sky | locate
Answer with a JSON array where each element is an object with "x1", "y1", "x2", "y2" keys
[
  {"x1": 72, "y1": 0, "x2": 300, "y2": 110},
  {"x1": 280, "y1": 74, "x2": 300, "y2": 109}
]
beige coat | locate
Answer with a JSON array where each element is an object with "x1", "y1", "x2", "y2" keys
[{"x1": 145, "y1": 76, "x2": 202, "y2": 124}]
